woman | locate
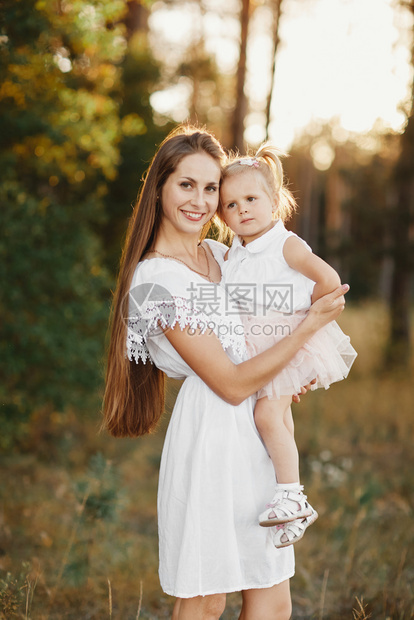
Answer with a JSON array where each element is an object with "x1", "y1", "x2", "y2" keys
[{"x1": 103, "y1": 126, "x2": 348, "y2": 620}]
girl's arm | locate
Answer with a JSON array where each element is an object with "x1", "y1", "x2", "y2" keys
[
  {"x1": 164, "y1": 285, "x2": 348, "y2": 406},
  {"x1": 283, "y1": 236, "x2": 341, "y2": 303}
]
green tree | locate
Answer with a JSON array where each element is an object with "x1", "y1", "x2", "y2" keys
[{"x1": 0, "y1": 0, "x2": 128, "y2": 448}]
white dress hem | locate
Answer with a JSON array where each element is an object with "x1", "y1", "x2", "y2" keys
[{"x1": 162, "y1": 570, "x2": 295, "y2": 599}]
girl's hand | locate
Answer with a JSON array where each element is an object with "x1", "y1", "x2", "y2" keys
[{"x1": 307, "y1": 284, "x2": 349, "y2": 330}]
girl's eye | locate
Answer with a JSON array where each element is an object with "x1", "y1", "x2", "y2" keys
[
  {"x1": 247, "y1": 196, "x2": 256, "y2": 202},
  {"x1": 227, "y1": 202, "x2": 236, "y2": 209}
]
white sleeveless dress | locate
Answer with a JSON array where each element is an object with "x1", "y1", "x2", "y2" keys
[
  {"x1": 126, "y1": 239, "x2": 294, "y2": 598},
  {"x1": 222, "y1": 222, "x2": 357, "y2": 400}
]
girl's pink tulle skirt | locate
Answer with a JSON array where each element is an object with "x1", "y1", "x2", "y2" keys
[{"x1": 243, "y1": 311, "x2": 357, "y2": 400}]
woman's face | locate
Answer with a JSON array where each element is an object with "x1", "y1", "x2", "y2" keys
[{"x1": 160, "y1": 152, "x2": 221, "y2": 236}]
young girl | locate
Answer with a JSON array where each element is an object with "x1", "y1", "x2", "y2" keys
[{"x1": 219, "y1": 144, "x2": 357, "y2": 548}]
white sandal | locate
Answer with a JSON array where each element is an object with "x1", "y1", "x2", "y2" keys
[
  {"x1": 272, "y1": 507, "x2": 319, "y2": 548},
  {"x1": 259, "y1": 487, "x2": 313, "y2": 527}
]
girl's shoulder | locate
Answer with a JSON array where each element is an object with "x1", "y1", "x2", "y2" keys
[{"x1": 264, "y1": 222, "x2": 312, "y2": 260}]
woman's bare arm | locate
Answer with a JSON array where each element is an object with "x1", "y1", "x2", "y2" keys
[{"x1": 164, "y1": 284, "x2": 348, "y2": 406}]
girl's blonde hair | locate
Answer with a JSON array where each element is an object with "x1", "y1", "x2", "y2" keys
[
  {"x1": 102, "y1": 125, "x2": 225, "y2": 437},
  {"x1": 218, "y1": 143, "x2": 296, "y2": 241}
]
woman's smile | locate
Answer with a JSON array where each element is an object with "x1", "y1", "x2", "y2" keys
[{"x1": 180, "y1": 209, "x2": 206, "y2": 221}]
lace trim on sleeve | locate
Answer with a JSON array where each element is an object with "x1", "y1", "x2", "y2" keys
[{"x1": 126, "y1": 296, "x2": 246, "y2": 364}]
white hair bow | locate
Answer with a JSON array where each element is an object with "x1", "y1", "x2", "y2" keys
[{"x1": 238, "y1": 158, "x2": 259, "y2": 168}]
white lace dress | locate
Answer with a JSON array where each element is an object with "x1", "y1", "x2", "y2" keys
[{"x1": 127, "y1": 239, "x2": 294, "y2": 598}]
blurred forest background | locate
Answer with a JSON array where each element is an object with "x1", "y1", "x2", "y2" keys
[{"x1": 1, "y1": 0, "x2": 413, "y2": 618}]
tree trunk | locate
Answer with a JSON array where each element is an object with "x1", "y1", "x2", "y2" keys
[
  {"x1": 265, "y1": 0, "x2": 283, "y2": 140},
  {"x1": 123, "y1": 0, "x2": 149, "y2": 39},
  {"x1": 386, "y1": 0, "x2": 414, "y2": 367},
  {"x1": 231, "y1": 0, "x2": 250, "y2": 151},
  {"x1": 387, "y1": 117, "x2": 414, "y2": 366}
]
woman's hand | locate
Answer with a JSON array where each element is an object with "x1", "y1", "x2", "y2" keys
[
  {"x1": 292, "y1": 379, "x2": 317, "y2": 403},
  {"x1": 307, "y1": 283, "x2": 349, "y2": 331},
  {"x1": 164, "y1": 284, "x2": 349, "y2": 406}
]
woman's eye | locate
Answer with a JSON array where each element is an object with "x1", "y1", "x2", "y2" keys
[
  {"x1": 206, "y1": 185, "x2": 218, "y2": 193},
  {"x1": 180, "y1": 182, "x2": 191, "y2": 189}
]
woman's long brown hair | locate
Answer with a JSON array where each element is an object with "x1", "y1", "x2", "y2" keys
[{"x1": 102, "y1": 126, "x2": 225, "y2": 437}]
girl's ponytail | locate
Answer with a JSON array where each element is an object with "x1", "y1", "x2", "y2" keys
[{"x1": 254, "y1": 143, "x2": 296, "y2": 222}]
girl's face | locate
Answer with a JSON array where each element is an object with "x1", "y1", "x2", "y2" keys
[
  {"x1": 220, "y1": 170, "x2": 277, "y2": 244},
  {"x1": 160, "y1": 152, "x2": 220, "y2": 236}
]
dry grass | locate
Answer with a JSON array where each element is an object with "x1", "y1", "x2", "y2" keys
[{"x1": 1, "y1": 303, "x2": 413, "y2": 619}]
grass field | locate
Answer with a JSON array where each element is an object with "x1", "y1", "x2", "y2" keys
[{"x1": 1, "y1": 303, "x2": 413, "y2": 619}]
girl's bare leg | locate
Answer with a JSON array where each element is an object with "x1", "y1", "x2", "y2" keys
[
  {"x1": 238, "y1": 580, "x2": 292, "y2": 620},
  {"x1": 172, "y1": 593, "x2": 226, "y2": 620},
  {"x1": 254, "y1": 395, "x2": 299, "y2": 483}
]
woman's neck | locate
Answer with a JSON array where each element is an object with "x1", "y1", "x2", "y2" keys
[{"x1": 154, "y1": 227, "x2": 201, "y2": 260}]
